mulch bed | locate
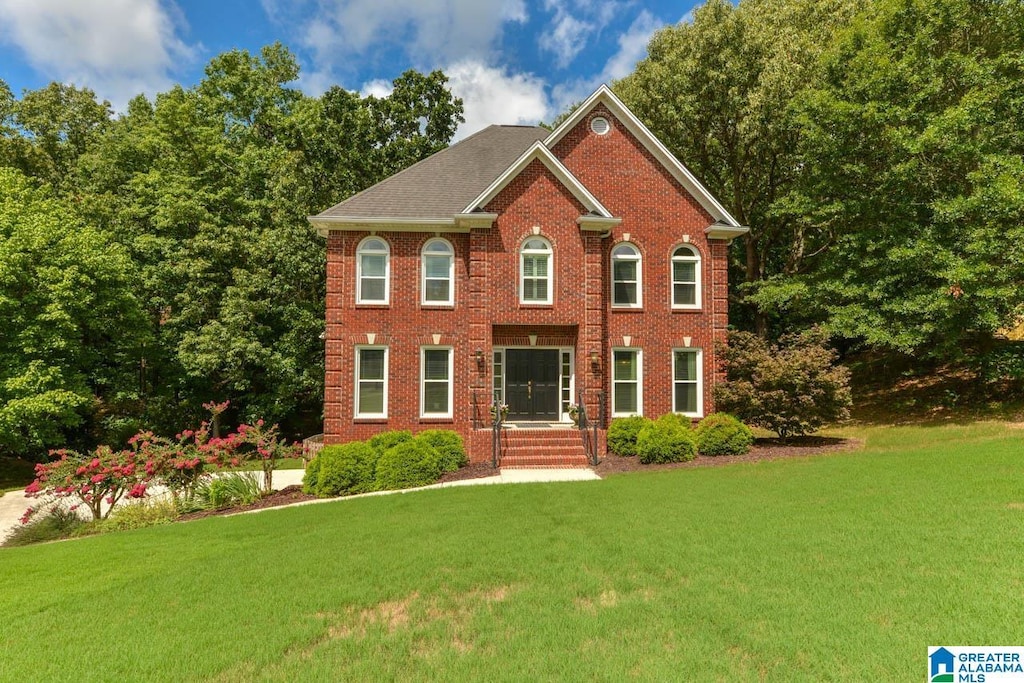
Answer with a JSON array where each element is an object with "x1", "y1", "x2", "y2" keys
[
  {"x1": 176, "y1": 439, "x2": 858, "y2": 519},
  {"x1": 594, "y1": 436, "x2": 862, "y2": 475},
  {"x1": 177, "y1": 485, "x2": 318, "y2": 521}
]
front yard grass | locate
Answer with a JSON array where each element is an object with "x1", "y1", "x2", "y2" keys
[{"x1": 1, "y1": 421, "x2": 1022, "y2": 681}]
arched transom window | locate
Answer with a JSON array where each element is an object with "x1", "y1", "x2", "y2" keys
[
  {"x1": 671, "y1": 245, "x2": 701, "y2": 308},
  {"x1": 611, "y1": 242, "x2": 642, "y2": 307},
  {"x1": 422, "y1": 238, "x2": 454, "y2": 305},
  {"x1": 356, "y1": 237, "x2": 390, "y2": 304},
  {"x1": 520, "y1": 237, "x2": 552, "y2": 304}
]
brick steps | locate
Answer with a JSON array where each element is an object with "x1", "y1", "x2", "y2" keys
[{"x1": 499, "y1": 427, "x2": 590, "y2": 469}]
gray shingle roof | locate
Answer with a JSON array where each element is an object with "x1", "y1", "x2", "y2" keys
[{"x1": 316, "y1": 125, "x2": 548, "y2": 220}]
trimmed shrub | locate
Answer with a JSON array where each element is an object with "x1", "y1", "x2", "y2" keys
[
  {"x1": 315, "y1": 442, "x2": 379, "y2": 497},
  {"x1": 375, "y1": 440, "x2": 444, "y2": 491},
  {"x1": 302, "y1": 456, "x2": 321, "y2": 495},
  {"x1": 654, "y1": 412, "x2": 692, "y2": 430},
  {"x1": 607, "y1": 416, "x2": 651, "y2": 456},
  {"x1": 636, "y1": 419, "x2": 697, "y2": 464},
  {"x1": 694, "y1": 413, "x2": 754, "y2": 456},
  {"x1": 368, "y1": 430, "x2": 413, "y2": 455},
  {"x1": 415, "y1": 430, "x2": 467, "y2": 473}
]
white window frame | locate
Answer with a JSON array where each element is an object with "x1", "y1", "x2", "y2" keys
[
  {"x1": 611, "y1": 242, "x2": 642, "y2": 308},
  {"x1": 420, "y1": 346, "x2": 454, "y2": 418},
  {"x1": 611, "y1": 348, "x2": 643, "y2": 417},
  {"x1": 519, "y1": 237, "x2": 553, "y2": 304},
  {"x1": 354, "y1": 345, "x2": 388, "y2": 418},
  {"x1": 671, "y1": 244, "x2": 701, "y2": 309},
  {"x1": 356, "y1": 236, "x2": 390, "y2": 304},
  {"x1": 672, "y1": 348, "x2": 704, "y2": 417},
  {"x1": 421, "y1": 237, "x2": 454, "y2": 306}
]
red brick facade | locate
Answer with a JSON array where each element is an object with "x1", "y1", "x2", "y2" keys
[{"x1": 319, "y1": 92, "x2": 740, "y2": 462}]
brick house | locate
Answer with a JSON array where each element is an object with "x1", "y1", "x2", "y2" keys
[{"x1": 309, "y1": 86, "x2": 747, "y2": 466}]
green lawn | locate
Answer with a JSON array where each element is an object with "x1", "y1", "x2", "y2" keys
[{"x1": 1, "y1": 422, "x2": 1023, "y2": 681}]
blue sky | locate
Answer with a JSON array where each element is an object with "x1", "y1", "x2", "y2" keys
[{"x1": 0, "y1": 0, "x2": 697, "y2": 137}]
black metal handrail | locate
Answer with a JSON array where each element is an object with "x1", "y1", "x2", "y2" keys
[
  {"x1": 491, "y1": 397, "x2": 504, "y2": 468},
  {"x1": 577, "y1": 391, "x2": 599, "y2": 466}
]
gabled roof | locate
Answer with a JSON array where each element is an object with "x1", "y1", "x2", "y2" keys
[
  {"x1": 464, "y1": 141, "x2": 614, "y2": 218},
  {"x1": 312, "y1": 125, "x2": 547, "y2": 226},
  {"x1": 544, "y1": 85, "x2": 743, "y2": 228}
]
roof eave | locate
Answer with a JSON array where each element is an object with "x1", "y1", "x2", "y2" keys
[
  {"x1": 704, "y1": 223, "x2": 750, "y2": 241},
  {"x1": 577, "y1": 216, "x2": 623, "y2": 231},
  {"x1": 307, "y1": 215, "x2": 463, "y2": 237}
]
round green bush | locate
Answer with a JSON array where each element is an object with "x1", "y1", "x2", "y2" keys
[
  {"x1": 368, "y1": 430, "x2": 413, "y2": 455},
  {"x1": 415, "y1": 430, "x2": 467, "y2": 473},
  {"x1": 315, "y1": 442, "x2": 379, "y2": 497},
  {"x1": 694, "y1": 413, "x2": 754, "y2": 456},
  {"x1": 636, "y1": 420, "x2": 697, "y2": 464},
  {"x1": 301, "y1": 455, "x2": 321, "y2": 494},
  {"x1": 374, "y1": 439, "x2": 444, "y2": 491},
  {"x1": 654, "y1": 412, "x2": 692, "y2": 430},
  {"x1": 607, "y1": 416, "x2": 652, "y2": 456}
]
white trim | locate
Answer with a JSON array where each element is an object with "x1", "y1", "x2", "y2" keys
[
  {"x1": 611, "y1": 347, "x2": 643, "y2": 417},
  {"x1": 356, "y1": 236, "x2": 390, "y2": 305},
  {"x1": 671, "y1": 244, "x2": 702, "y2": 310},
  {"x1": 354, "y1": 345, "x2": 388, "y2": 418},
  {"x1": 544, "y1": 85, "x2": 743, "y2": 228},
  {"x1": 519, "y1": 236, "x2": 553, "y2": 305},
  {"x1": 577, "y1": 215, "x2": 623, "y2": 231},
  {"x1": 420, "y1": 346, "x2": 454, "y2": 418},
  {"x1": 463, "y1": 141, "x2": 615, "y2": 218},
  {"x1": 421, "y1": 237, "x2": 455, "y2": 306},
  {"x1": 705, "y1": 222, "x2": 750, "y2": 241},
  {"x1": 672, "y1": 348, "x2": 704, "y2": 418},
  {"x1": 611, "y1": 242, "x2": 643, "y2": 309}
]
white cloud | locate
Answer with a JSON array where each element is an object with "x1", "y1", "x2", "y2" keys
[
  {"x1": 297, "y1": 0, "x2": 528, "y2": 72},
  {"x1": 550, "y1": 10, "x2": 660, "y2": 115},
  {"x1": 359, "y1": 78, "x2": 393, "y2": 99},
  {"x1": 444, "y1": 60, "x2": 550, "y2": 139},
  {"x1": 0, "y1": 0, "x2": 196, "y2": 108},
  {"x1": 538, "y1": 0, "x2": 627, "y2": 68}
]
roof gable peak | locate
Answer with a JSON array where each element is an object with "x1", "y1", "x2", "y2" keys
[
  {"x1": 544, "y1": 85, "x2": 742, "y2": 228},
  {"x1": 464, "y1": 140, "x2": 614, "y2": 218}
]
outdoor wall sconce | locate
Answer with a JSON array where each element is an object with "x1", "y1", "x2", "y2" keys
[
  {"x1": 475, "y1": 348, "x2": 484, "y2": 369},
  {"x1": 589, "y1": 349, "x2": 600, "y2": 369}
]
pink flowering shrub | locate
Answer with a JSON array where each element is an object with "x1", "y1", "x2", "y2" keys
[
  {"x1": 233, "y1": 419, "x2": 301, "y2": 494},
  {"x1": 24, "y1": 446, "x2": 149, "y2": 522},
  {"x1": 129, "y1": 422, "x2": 239, "y2": 505}
]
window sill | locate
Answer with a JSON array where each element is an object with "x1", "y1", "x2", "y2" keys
[
  {"x1": 611, "y1": 306, "x2": 644, "y2": 312},
  {"x1": 354, "y1": 417, "x2": 389, "y2": 423},
  {"x1": 519, "y1": 303, "x2": 554, "y2": 309},
  {"x1": 419, "y1": 416, "x2": 454, "y2": 423},
  {"x1": 421, "y1": 303, "x2": 455, "y2": 310},
  {"x1": 671, "y1": 306, "x2": 702, "y2": 312},
  {"x1": 355, "y1": 303, "x2": 390, "y2": 309}
]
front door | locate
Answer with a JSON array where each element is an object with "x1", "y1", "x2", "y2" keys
[{"x1": 505, "y1": 349, "x2": 560, "y2": 421}]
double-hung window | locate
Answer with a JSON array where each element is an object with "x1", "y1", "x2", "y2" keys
[
  {"x1": 520, "y1": 237, "x2": 552, "y2": 304},
  {"x1": 421, "y1": 347, "x2": 453, "y2": 417},
  {"x1": 611, "y1": 348, "x2": 642, "y2": 416},
  {"x1": 611, "y1": 243, "x2": 642, "y2": 307},
  {"x1": 672, "y1": 348, "x2": 702, "y2": 416},
  {"x1": 422, "y1": 238, "x2": 454, "y2": 305},
  {"x1": 357, "y1": 237, "x2": 389, "y2": 304},
  {"x1": 355, "y1": 346, "x2": 387, "y2": 417},
  {"x1": 671, "y1": 245, "x2": 700, "y2": 308}
]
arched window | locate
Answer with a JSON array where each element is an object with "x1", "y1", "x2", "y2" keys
[
  {"x1": 356, "y1": 237, "x2": 389, "y2": 304},
  {"x1": 520, "y1": 237, "x2": 552, "y2": 304},
  {"x1": 671, "y1": 245, "x2": 701, "y2": 308},
  {"x1": 421, "y1": 238, "x2": 454, "y2": 305},
  {"x1": 611, "y1": 243, "x2": 642, "y2": 307}
]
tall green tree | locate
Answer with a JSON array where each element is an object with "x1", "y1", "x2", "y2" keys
[
  {"x1": 793, "y1": 0, "x2": 1024, "y2": 353},
  {"x1": 0, "y1": 168, "x2": 146, "y2": 458},
  {"x1": 615, "y1": 0, "x2": 865, "y2": 333}
]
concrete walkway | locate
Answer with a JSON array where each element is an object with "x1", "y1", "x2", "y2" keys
[{"x1": 1, "y1": 467, "x2": 599, "y2": 540}]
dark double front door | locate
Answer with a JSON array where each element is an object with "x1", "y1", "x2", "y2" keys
[{"x1": 505, "y1": 349, "x2": 560, "y2": 421}]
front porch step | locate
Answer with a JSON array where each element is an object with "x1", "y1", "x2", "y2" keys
[{"x1": 498, "y1": 427, "x2": 590, "y2": 469}]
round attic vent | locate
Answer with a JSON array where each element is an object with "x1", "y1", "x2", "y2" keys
[{"x1": 590, "y1": 116, "x2": 610, "y2": 135}]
